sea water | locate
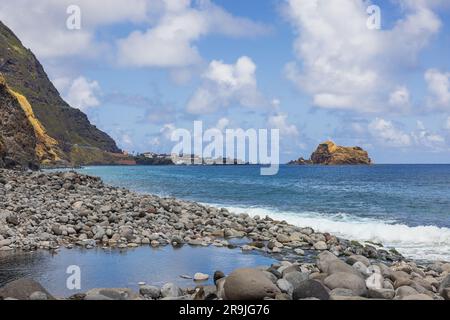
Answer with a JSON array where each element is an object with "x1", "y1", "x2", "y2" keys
[{"x1": 74, "y1": 164, "x2": 450, "y2": 262}]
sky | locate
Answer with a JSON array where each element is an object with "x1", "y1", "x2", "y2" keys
[{"x1": 1, "y1": 0, "x2": 450, "y2": 163}]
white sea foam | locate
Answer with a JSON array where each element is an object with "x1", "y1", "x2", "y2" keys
[{"x1": 215, "y1": 205, "x2": 450, "y2": 262}]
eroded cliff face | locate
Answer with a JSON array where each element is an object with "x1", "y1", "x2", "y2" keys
[
  {"x1": 310, "y1": 141, "x2": 371, "y2": 165},
  {"x1": 0, "y1": 21, "x2": 121, "y2": 165},
  {"x1": 9, "y1": 89, "x2": 64, "y2": 165},
  {"x1": 0, "y1": 75, "x2": 39, "y2": 169}
]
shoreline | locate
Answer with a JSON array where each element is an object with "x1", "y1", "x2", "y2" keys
[{"x1": 1, "y1": 169, "x2": 449, "y2": 300}]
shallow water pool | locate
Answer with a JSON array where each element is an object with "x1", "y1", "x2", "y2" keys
[{"x1": 0, "y1": 244, "x2": 277, "y2": 297}]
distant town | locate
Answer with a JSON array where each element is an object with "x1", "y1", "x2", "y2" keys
[{"x1": 134, "y1": 152, "x2": 249, "y2": 166}]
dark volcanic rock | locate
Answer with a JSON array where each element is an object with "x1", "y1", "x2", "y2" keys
[
  {"x1": 0, "y1": 75, "x2": 38, "y2": 169},
  {"x1": 292, "y1": 280, "x2": 330, "y2": 300}
]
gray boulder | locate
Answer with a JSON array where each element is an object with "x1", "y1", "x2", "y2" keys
[
  {"x1": 276, "y1": 279, "x2": 293, "y2": 296},
  {"x1": 0, "y1": 278, "x2": 54, "y2": 300},
  {"x1": 85, "y1": 288, "x2": 140, "y2": 300},
  {"x1": 223, "y1": 268, "x2": 281, "y2": 300},
  {"x1": 317, "y1": 251, "x2": 361, "y2": 276},
  {"x1": 292, "y1": 280, "x2": 330, "y2": 300},
  {"x1": 401, "y1": 294, "x2": 433, "y2": 300},
  {"x1": 366, "y1": 273, "x2": 384, "y2": 290},
  {"x1": 394, "y1": 286, "x2": 418, "y2": 299},
  {"x1": 283, "y1": 271, "x2": 309, "y2": 290},
  {"x1": 329, "y1": 288, "x2": 355, "y2": 297},
  {"x1": 161, "y1": 283, "x2": 183, "y2": 298},
  {"x1": 29, "y1": 291, "x2": 48, "y2": 300},
  {"x1": 263, "y1": 271, "x2": 278, "y2": 284},
  {"x1": 439, "y1": 274, "x2": 450, "y2": 299},
  {"x1": 368, "y1": 288, "x2": 395, "y2": 299},
  {"x1": 139, "y1": 285, "x2": 161, "y2": 299},
  {"x1": 347, "y1": 255, "x2": 370, "y2": 267},
  {"x1": 324, "y1": 272, "x2": 367, "y2": 296}
]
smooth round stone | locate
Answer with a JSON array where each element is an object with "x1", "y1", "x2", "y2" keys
[
  {"x1": 139, "y1": 285, "x2": 161, "y2": 299},
  {"x1": 194, "y1": 273, "x2": 209, "y2": 281},
  {"x1": 29, "y1": 291, "x2": 48, "y2": 300}
]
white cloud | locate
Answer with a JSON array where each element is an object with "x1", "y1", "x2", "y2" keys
[
  {"x1": 160, "y1": 123, "x2": 177, "y2": 140},
  {"x1": 59, "y1": 76, "x2": 101, "y2": 111},
  {"x1": 271, "y1": 99, "x2": 281, "y2": 109},
  {"x1": 117, "y1": 0, "x2": 269, "y2": 67},
  {"x1": 215, "y1": 118, "x2": 230, "y2": 131},
  {"x1": 389, "y1": 86, "x2": 410, "y2": 109},
  {"x1": 268, "y1": 113, "x2": 299, "y2": 137},
  {"x1": 368, "y1": 118, "x2": 447, "y2": 150},
  {"x1": 283, "y1": 0, "x2": 441, "y2": 113},
  {"x1": 0, "y1": 0, "x2": 149, "y2": 59},
  {"x1": 368, "y1": 118, "x2": 412, "y2": 147},
  {"x1": 425, "y1": 69, "x2": 450, "y2": 110},
  {"x1": 0, "y1": 0, "x2": 268, "y2": 66},
  {"x1": 412, "y1": 121, "x2": 446, "y2": 150},
  {"x1": 187, "y1": 56, "x2": 264, "y2": 114}
]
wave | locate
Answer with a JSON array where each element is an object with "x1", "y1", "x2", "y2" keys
[{"x1": 212, "y1": 204, "x2": 450, "y2": 262}]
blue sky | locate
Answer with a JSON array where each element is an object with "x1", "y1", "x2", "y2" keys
[{"x1": 1, "y1": 0, "x2": 450, "y2": 163}]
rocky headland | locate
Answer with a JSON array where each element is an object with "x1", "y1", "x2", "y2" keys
[
  {"x1": 289, "y1": 141, "x2": 372, "y2": 166},
  {"x1": 1, "y1": 169, "x2": 449, "y2": 301},
  {"x1": 0, "y1": 21, "x2": 133, "y2": 168}
]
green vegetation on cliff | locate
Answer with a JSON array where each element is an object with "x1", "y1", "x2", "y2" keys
[{"x1": 0, "y1": 21, "x2": 121, "y2": 166}]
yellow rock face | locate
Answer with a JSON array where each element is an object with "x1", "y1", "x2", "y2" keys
[
  {"x1": 9, "y1": 89, "x2": 62, "y2": 164},
  {"x1": 311, "y1": 140, "x2": 371, "y2": 165},
  {"x1": 323, "y1": 140, "x2": 338, "y2": 153}
]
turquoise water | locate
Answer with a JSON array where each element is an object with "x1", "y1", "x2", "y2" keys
[{"x1": 74, "y1": 165, "x2": 450, "y2": 262}]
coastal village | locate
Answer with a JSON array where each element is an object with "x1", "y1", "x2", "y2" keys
[{"x1": 141, "y1": 152, "x2": 248, "y2": 166}]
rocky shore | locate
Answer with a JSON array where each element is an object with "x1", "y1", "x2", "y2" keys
[{"x1": 1, "y1": 169, "x2": 449, "y2": 300}]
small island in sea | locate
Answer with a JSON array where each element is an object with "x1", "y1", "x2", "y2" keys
[{"x1": 288, "y1": 141, "x2": 372, "y2": 166}]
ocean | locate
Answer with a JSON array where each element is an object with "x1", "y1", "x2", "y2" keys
[{"x1": 74, "y1": 164, "x2": 450, "y2": 262}]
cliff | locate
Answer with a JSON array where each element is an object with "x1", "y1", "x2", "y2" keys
[
  {"x1": 0, "y1": 21, "x2": 121, "y2": 166},
  {"x1": 289, "y1": 141, "x2": 372, "y2": 166},
  {"x1": 0, "y1": 75, "x2": 39, "y2": 169}
]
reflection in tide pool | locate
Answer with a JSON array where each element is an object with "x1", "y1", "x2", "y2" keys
[{"x1": 0, "y1": 245, "x2": 276, "y2": 297}]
